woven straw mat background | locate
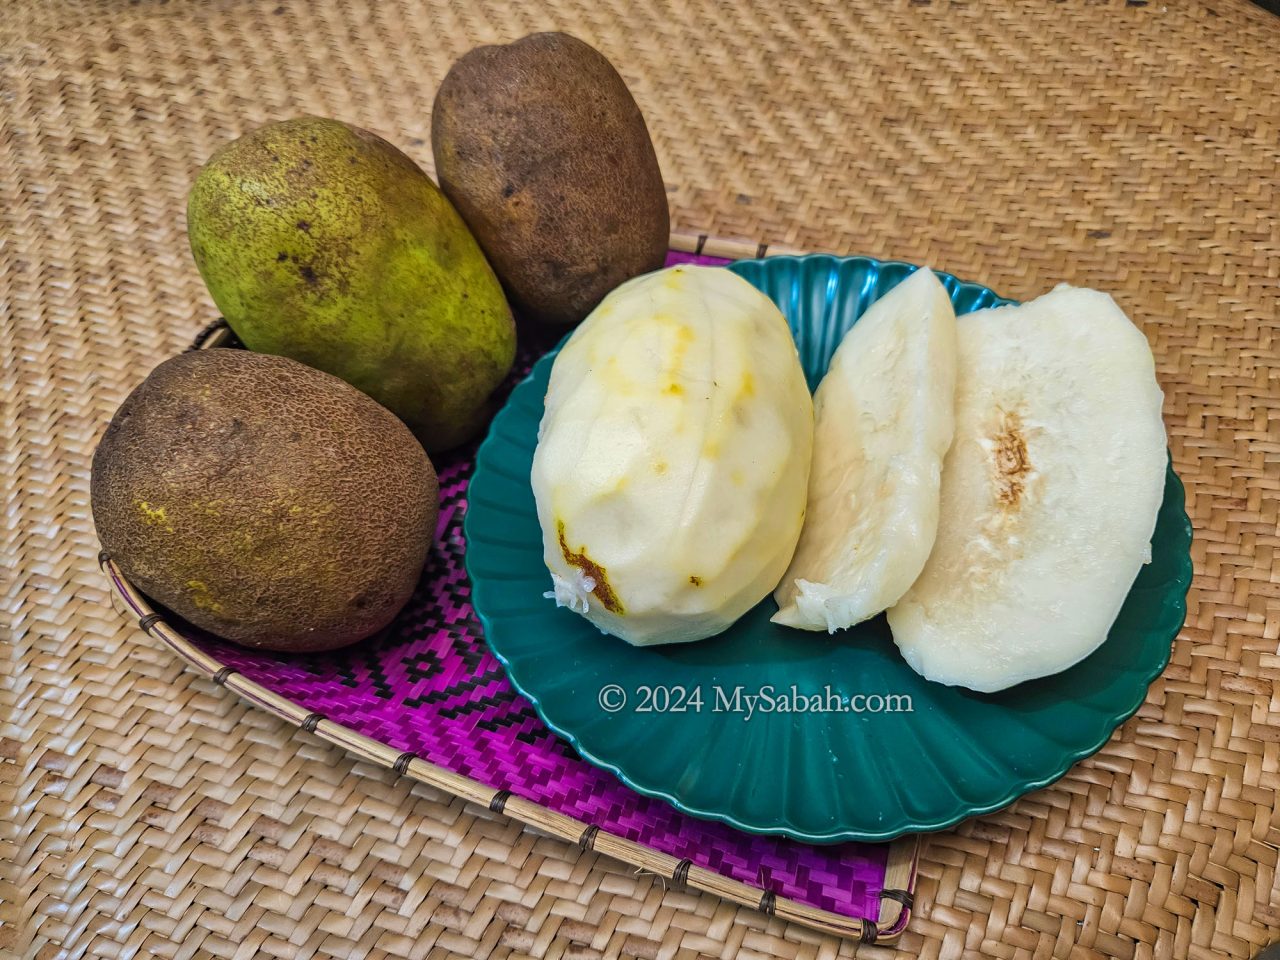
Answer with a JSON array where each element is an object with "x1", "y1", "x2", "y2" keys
[{"x1": 4, "y1": 0, "x2": 1279, "y2": 958}]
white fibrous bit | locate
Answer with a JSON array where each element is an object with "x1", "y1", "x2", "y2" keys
[{"x1": 544, "y1": 570, "x2": 596, "y2": 615}]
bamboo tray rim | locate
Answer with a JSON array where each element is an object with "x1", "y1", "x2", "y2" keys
[{"x1": 98, "y1": 230, "x2": 919, "y2": 945}]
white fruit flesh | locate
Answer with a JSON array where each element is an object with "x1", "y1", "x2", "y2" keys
[
  {"x1": 887, "y1": 285, "x2": 1167, "y2": 692},
  {"x1": 531, "y1": 265, "x2": 814, "y2": 645},
  {"x1": 772, "y1": 268, "x2": 958, "y2": 631}
]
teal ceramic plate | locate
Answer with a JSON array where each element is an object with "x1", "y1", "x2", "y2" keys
[{"x1": 466, "y1": 255, "x2": 1193, "y2": 843}]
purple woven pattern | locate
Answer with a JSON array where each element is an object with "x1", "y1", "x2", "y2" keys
[{"x1": 194, "y1": 252, "x2": 889, "y2": 920}]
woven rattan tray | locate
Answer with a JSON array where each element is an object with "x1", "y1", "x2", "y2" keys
[{"x1": 98, "y1": 234, "x2": 919, "y2": 946}]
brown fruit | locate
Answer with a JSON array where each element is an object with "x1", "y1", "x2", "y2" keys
[
  {"x1": 91, "y1": 349, "x2": 438, "y2": 652},
  {"x1": 432, "y1": 32, "x2": 669, "y2": 326}
]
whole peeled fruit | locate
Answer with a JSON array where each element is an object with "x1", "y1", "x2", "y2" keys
[
  {"x1": 432, "y1": 32, "x2": 669, "y2": 326},
  {"x1": 91, "y1": 349, "x2": 439, "y2": 652},
  {"x1": 531, "y1": 266, "x2": 814, "y2": 645},
  {"x1": 187, "y1": 116, "x2": 515, "y2": 452}
]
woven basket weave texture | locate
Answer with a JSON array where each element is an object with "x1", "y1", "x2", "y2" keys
[{"x1": 4, "y1": 0, "x2": 1279, "y2": 957}]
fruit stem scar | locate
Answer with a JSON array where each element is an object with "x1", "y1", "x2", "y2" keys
[{"x1": 557, "y1": 521, "x2": 624, "y2": 614}]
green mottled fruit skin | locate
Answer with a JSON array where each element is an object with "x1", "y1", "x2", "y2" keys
[{"x1": 187, "y1": 116, "x2": 516, "y2": 451}]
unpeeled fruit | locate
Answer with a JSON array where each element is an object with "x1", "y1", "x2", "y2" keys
[
  {"x1": 91, "y1": 349, "x2": 439, "y2": 652},
  {"x1": 187, "y1": 116, "x2": 515, "y2": 452},
  {"x1": 531, "y1": 266, "x2": 813, "y2": 645},
  {"x1": 432, "y1": 33, "x2": 669, "y2": 326}
]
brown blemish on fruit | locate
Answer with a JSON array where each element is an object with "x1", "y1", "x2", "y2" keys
[
  {"x1": 557, "y1": 521, "x2": 623, "y2": 614},
  {"x1": 689, "y1": 575, "x2": 703, "y2": 587},
  {"x1": 991, "y1": 411, "x2": 1031, "y2": 507}
]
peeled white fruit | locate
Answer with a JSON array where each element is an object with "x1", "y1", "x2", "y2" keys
[
  {"x1": 887, "y1": 285, "x2": 1167, "y2": 693},
  {"x1": 772, "y1": 268, "x2": 958, "y2": 632},
  {"x1": 531, "y1": 265, "x2": 814, "y2": 645}
]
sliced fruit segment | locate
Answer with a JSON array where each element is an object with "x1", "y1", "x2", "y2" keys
[
  {"x1": 772, "y1": 267, "x2": 958, "y2": 631},
  {"x1": 887, "y1": 285, "x2": 1167, "y2": 693}
]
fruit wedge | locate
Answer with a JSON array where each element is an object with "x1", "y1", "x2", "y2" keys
[
  {"x1": 887, "y1": 285, "x2": 1167, "y2": 693},
  {"x1": 772, "y1": 267, "x2": 958, "y2": 631}
]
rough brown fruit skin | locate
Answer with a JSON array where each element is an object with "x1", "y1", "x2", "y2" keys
[
  {"x1": 91, "y1": 349, "x2": 439, "y2": 653},
  {"x1": 432, "y1": 32, "x2": 669, "y2": 326}
]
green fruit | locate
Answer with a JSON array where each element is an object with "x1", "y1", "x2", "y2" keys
[
  {"x1": 187, "y1": 116, "x2": 516, "y2": 451},
  {"x1": 91, "y1": 349, "x2": 438, "y2": 653},
  {"x1": 432, "y1": 32, "x2": 669, "y2": 327}
]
